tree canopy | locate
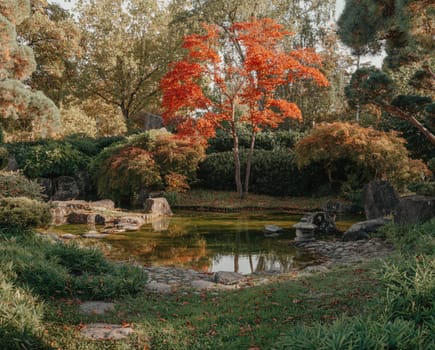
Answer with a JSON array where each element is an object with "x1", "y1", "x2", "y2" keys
[{"x1": 161, "y1": 18, "x2": 328, "y2": 197}]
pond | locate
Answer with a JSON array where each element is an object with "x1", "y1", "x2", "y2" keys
[{"x1": 48, "y1": 211, "x2": 359, "y2": 274}]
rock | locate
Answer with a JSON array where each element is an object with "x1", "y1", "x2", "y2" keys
[
  {"x1": 293, "y1": 222, "x2": 316, "y2": 242},
  {"x1": 79, "y1": 302, "x2": 115, "y2": 315},
  {"x1": 80, "y1": 323, "x2": 134, "y2": 340},
  {"x1": 190, "y1": 280, "x2": 217, "y2": 291},
  {"x1": 146, "y1": 281, "x2": 172, "y2": 294},
  {"x1": 67, "y1": 212, "x2": 91, "y2": 224},
  {"x1": 363, "y1": 180, "x2": 399, "y2": 220},
  {"x1": 214, "y1": 271, "x2": 244, "y2": 285},
  {"x1": 144, "y1": 197, "x2": 173, "y2": 216},
  {"x1": 5, "y1": 156, "x2": 18, "y2": 171},
  {"x1": 36, "y1": 178, "x2": 53, "y2": 198},
  {"x1": 342, "y1": 218, "x2": 389, "y2": 241},
  {"x1": 76, "y1": 171, "x2": 93, "y2": 198},
  {"x1": 52, "y1": 176, "x2": 80, "y2": 201},
  {"x1": 60, "y1": 234, "x2": 77, "y2": 239},
  {"x1": 394, "y1": 195, "x2": 435, "y2": 224},
  {"x1": 95, "y1": 214, "x2": 105, "y2": 225},
  {"x1": 264, "y1": 225, "x2": 283, "y2": 233},
  {"x1": 304, "y1": 265, "x2": 329, "y2": 273},
  {"x1": 82, "y1": 233, "x2": 109, "y2": 239},
  {"x1": 90, "y1": 200, "x2": 115, "y2": 211}
]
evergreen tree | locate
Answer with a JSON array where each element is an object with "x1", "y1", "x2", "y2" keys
[
  {"x1": 338, "y1": 0, "x2": 435, "y2": 146},
  {"x1": 0, "y1": 0, "x2": 60, "y2": 141}
]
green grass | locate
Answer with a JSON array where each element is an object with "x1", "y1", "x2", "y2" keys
[{"x1": 1, "y1": 219, "x2": 434, "y2": 349}]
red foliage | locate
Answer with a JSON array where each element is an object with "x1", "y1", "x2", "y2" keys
[{"x1": 160, "y1": 18, "x2": 329, "y2": 141}]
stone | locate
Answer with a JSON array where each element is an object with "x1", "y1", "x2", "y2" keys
[
  {"x1": 363, "y1": 180, "x2": 399, "y2": 220},
  {"x1": 82, "y1": 233, "x2": 109, "y2": 239},
  {"x1": 60, "y1": 233, "x2": 77, "y2": 239},
  {"x1": 342, "y1": 218, "x2": 389, "y2": 241},
  {"x1": 214, "y1": 271, "x2": 244, "y2": 285},
  {"x1": 80, "y1": 323, "x2": 134, "y2": 340},
  {"x1": 90, "y1": 200, "x2": 115, "y2": 210},
  {"x1": 52, "y1": 176, "x2": 80, "y2": 201},
  {"x1": 190, "y1": 280, "x2": 217, "y2": 291},
  {"x1": 293, "y1": 222, "x2": 317, "y2": 242},
  {"x1": 76, "y1": 170, "x2": 93, "y2": 198},
  {"x1": 67, "y1": 212, "x2": 91, "y2": 224},
  {"x1": 146, "y1": 281, "x2": 172, "y2": 294},
  {"x1": 79, "y1": 302, "x2": 115, "y2": 315},
  {"x1": 36, "y1": 178, "x2": 53, "y2": 198},
  {"x1": 95, "y1": 214, "x2": 106, "y2": 225},
  {"x1": 5, "y1": 156, "x2": 19, "y2": 171},
  {"x1": 144, "y1": 197, "x2": 173, "y2": 216},
  {"x1": 394, "y1": 195, "x2": 435, "y2": 224}
]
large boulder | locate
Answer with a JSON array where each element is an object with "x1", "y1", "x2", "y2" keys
[
  {"x1": 394, "y1": 195, "x2": 435, "y2": 225},
  {"x1": 144, "y1": 197, "x2": 173, "y2": 216},
  {"x1": 342, "y1": 218, "x2": 389, "y2": 241},
  {"x1": 52, "y1": 176, "x2": 80, "y2": 201},
  {"x1": 36, "y1": 178, "x2": 53, "y2": 198},
  {"x1": 363, "y1": 180, "x2": 399, "y2": 219}
]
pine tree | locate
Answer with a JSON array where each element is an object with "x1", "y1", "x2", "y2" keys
[{"x1": 0, "y1": 0, "x2": 60, "y2": 141}]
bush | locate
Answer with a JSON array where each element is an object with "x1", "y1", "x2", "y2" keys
[
  {"x1": 0, "y1": 197, "x2": 51, "y2": 228},
  {"x1": 0, "y1": 146, "x2": 7, "y2": 169},
  {"x1": 92, "y1": 131, "x2": 205, "y2": 207},
  {"x1": 21, "y1": 142, "x2": 89, "y2": 178},
  {"x1": 295, "y1": 122, "x2": 430, "y2": 191},
  {"x1": 198, "y1": 149, "x2": 328, "y2": 196},
  {"x1": 206, "y1": 129, "x2": 305, "y2": 153},
  {"x1": 407, "y1": 181, "x2": 435, "y2": 196},
  {"x1": 0, "y1": 171, "x2": 45, "y2": 200}
]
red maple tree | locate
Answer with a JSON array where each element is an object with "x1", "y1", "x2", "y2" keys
[{"x1": 161, "y1": 18, "x2": 329, "y2": 198}]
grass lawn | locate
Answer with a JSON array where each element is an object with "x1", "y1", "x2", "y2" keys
[{"x1": 43, "y1": 262, "x2": 384, "y2": 350}]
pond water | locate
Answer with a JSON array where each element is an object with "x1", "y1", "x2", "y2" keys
[{"x1": 49, "y1": 211, "x2": 358, "y2": 274}]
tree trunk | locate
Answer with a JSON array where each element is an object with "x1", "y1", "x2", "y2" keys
[
  {"x1": 231, "y1": 115, "x2": 243, "y2": 198},
  {"x1": 355, "y1": 54, "x2": 361, "y2": 122},
  {"x1": 243, "y1": 129, "x2": 256, "y2": 198},
  {"x1": 382, "y1": 104, "x2": 435, "y2": 146}
]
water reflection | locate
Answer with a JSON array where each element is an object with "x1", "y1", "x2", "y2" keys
[{"x1": 51, "y1": 211, "x2": 356, "y2": 274}]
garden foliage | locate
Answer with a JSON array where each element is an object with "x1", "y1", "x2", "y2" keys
[{"x1": 0, "y1": 197, "x2": 51, "y2": 228}]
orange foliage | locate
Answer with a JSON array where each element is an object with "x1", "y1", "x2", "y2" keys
[{"x1": 160, "y1": 18, "x2": 329, "y2": 141}]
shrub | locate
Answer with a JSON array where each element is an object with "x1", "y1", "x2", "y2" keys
[
  {"x1": 198, "y1": 149, "x2": 328, "y2": 196},
  {"x1": 21, "y1": 142, "x2": 89, "y2": 178},
  {"x1": 407, "y1": 181, "x2": 435, "y2": 196},
  {"x1": 206, "y1": 129, "x2": 305, "y2": 153},
  {"x1": 0, "y1": 197, "x2": 51, "y2": 228},
  {"x1": 295, "y1": 122, "x2": 430, "y2": 191},
  {"x1": 0, "y1": 171, "x2": 45, "y2": 200},
  {"x1": 95, "y1": 146, "x2": 163, "y2": 206}
]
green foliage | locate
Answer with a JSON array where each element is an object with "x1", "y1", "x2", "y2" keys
[
  {"x1": 198, "y1": 150, "x2": 327, "y2": 196},
  {"x1": 407, "y1": 181, "x2": 435, "y2": 196},
  {"x1": 382, "y1": 256, "x2": 435, "y2": 325},
  {"x1": 20, "y1": 142, "x2": 89, "y2": 178},
  {"x1": 206, "y1": 130, "x2": 305, "y2": 153},
  {"x1": 0, "y1": 270, "x2": 47, "y2": 350},
  {"x1": 274, "y1": 316, "x2": 429, "y2": 350},
  {"x1": 0, "y1": 197, "x2": 51, "y2": 228},
  {"x1": 0, "y1": 171, "x2": 45, "y2": 200},
  {"x1": 0, "y1": 233, "x2": 148, "y2": 300}
]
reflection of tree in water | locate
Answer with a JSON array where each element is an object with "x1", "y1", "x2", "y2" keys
[{"x1": 254, "y1": 253, "x2": 294, "y2": 273}]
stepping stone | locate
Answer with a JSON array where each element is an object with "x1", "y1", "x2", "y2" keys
[
  {"x1": 60, "y1": 233, "x2": 77, "y2": 239},
  {"x1": 82, "y1": 233, "x2": 109, "y2": 239},
  {"x1": 146, "y1": 281, "x2": 172, "y2": 294},
  {"x1": 80, "y1": 323, "x2": 133, "y2": 340},
  {"x1": 79, "y1": 301, "x2": 115, "y2": 315},
  {"x1": 190, "y1": 280, "x2": 217, "y2": 290}
]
